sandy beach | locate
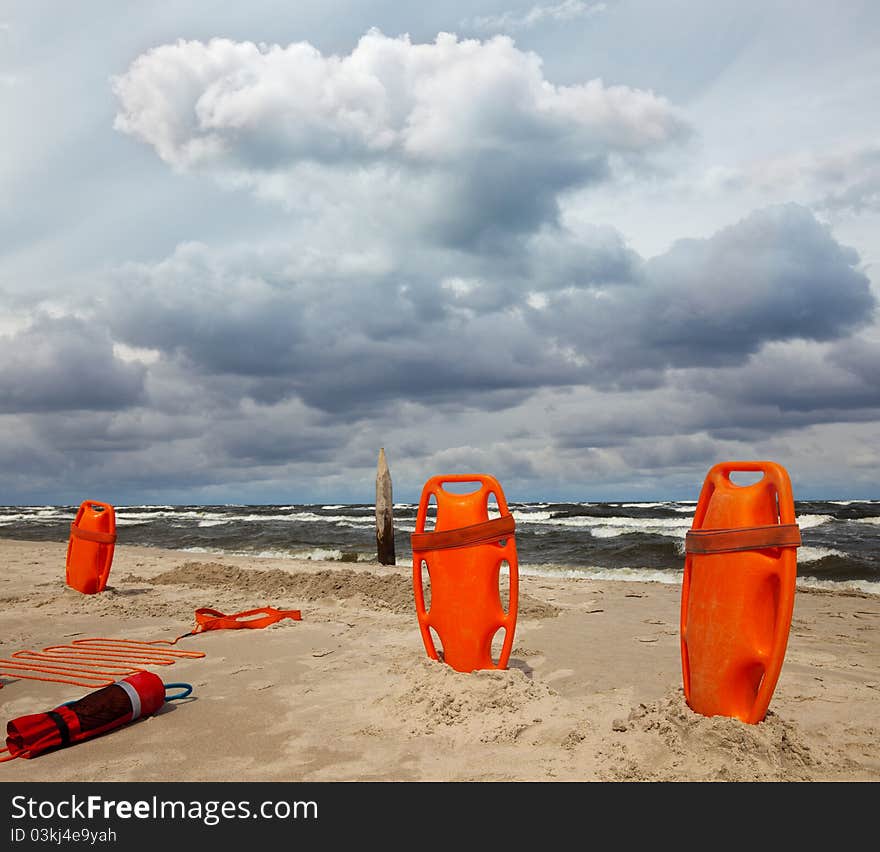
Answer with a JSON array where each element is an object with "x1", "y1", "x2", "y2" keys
[{"x1": 0, "y1": 538, "x2": 878, "y2": 783}]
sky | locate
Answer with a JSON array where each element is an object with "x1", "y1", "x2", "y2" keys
[{"x1": 1, "y1": 1, "x2": 879, "y2": 505}]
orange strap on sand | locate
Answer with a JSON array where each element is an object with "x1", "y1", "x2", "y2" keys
[
  {"x1": 410, "y1": 515, "x2": 516, "y2": 551},
  {"x1": 190, "y1": 606, "x2": 302, "y2": 634},
  {"x1": 685, "y1": 523, "x2": 802, "y2": 555},
  {"x1": 69, "y1": 524, "x2": 117, "y2": 545}
]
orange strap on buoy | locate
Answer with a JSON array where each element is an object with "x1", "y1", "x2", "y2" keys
[
  {"x1": 685, "y1": 523, "x2": 802, "y2": 554},
  {"x1": 410, "y1": 515, "x2": 516, "y2": 551},
  {"x1": 411, "y1": 474, "x2": 518, "y2": 673},
  {"x1": 69, "y1": 525, "x2": 117, "y2": 545},
  {"x1": 680, "y1": 461, "x2": 801, "y2": 724},
  {"x1": 189, "y1": 606, "x2": 302, "y2": 634}
]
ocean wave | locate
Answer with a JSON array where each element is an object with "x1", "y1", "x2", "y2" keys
[
  {"x1": 179, "y1": 545, "x2": 371, "y2": 562},
  {"x1": 796, "y1": 514, "x2": 835, "y2": 529},
  {"x1": 855, "y1": 517, "x2": 880, "y2": 526},
  {"x1": 796, "y1": 576, "x2": 880, "y2": 597},
  {"x1": 510, "y1": 510, "x2": 556, "y2": 523},
  {"x1": 588, "y1": 522, "x2": 691, "y2": 539},
  {"x1": 511, "y1": 514, "x2": 693, "y2": 533},
  {"x1": 0, "y1": 513, "x2": 67, "y2": 525},
  {"x1": 121, "y1": 505, "x2": 176, "y2": 510},
  {"x1": 521, "y1": 563, "x2": 684, "y2": 584},
  {"x1": 0, "y1": 509, "x2": 73, "y2": 522},
  {"x1": 798, "y1": 546, "x2": 847, "y2": 563},
  {"x1": 116, "y1": 510, "x2": 234, "y2": 523},
  {"x1": 116, "y1": 508, "x2": 378, "y2": 525},
  {"x1": 290, "y1": 548, "x2": 373, "y2": 562},
  {"x1": 280, "y1": 512, "x2": 374, "y2": 525}
]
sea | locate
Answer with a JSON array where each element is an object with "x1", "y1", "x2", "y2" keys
[{"x1": 1, "y1": 499, "x2": 878, "y2": 597}]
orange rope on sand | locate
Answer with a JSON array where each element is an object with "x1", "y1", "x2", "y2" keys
[{"x1": 0, "y1": 638, "x2": 205, "y2": 690}]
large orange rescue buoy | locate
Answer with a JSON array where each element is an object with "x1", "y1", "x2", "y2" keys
[
  {"x1": 680, "y1": 461, "x2": 801, "y2": 724},
  {"x1": 411, "y1": 474, "x2": 518, "y2": 673},
  {"x1": 65, "y1": 500, "x2": 117, "y2": 595}
]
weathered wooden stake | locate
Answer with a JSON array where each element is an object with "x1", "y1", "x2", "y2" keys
[{"x1": 376, "y1": 447, "x2": 396, "y2": 565}]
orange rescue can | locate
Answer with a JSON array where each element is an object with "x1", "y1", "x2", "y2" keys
[
  {"x1": 411, "y1": 474, "x2": 518, "y2": 673},
  {"x1": 65, "y1": 500, "x2": 117, "y2": 595},
  {"x1": 680, "y1": 462, "x2": 801, "y2": 723}
]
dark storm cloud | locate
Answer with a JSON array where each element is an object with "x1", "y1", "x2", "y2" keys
[
  {"x1": 526, "y1": 204, "x2": 874, "y2": 380},
  {"x1": 212, "y1": 411, "x2": 347, "y2": 464},
  {"x1": 829, "y1": 337, "x2": 880, "y2": 389},
  {"x1": 108, "y1": 244, "x2": 309, "y2": 377},
  {"x1": 95, "y1": 202, "x2": 872, "y2": 425},
  {"x1": 687, "y1": 340, "x2": 880, "y2": 416},
  {"x1": 101, "y1": 242, "x2": 587, "y2": 416},
  {"x1": 0, "y1": 315, "x2": 146, "y2": 413},
  {"x1": 640, "y1": 204, "x2": 872, "y2": 358}
]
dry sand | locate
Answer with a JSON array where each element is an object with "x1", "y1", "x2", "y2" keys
[{"x1": 0, "y1": 538, "x2": 878, "y2": 782}]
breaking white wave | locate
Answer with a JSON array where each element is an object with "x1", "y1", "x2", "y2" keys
[
  {"x1": 796, "y1": 514, "x2": 834, "y2": 530},
  {"x1": 796, "y1": 576, "x2": 880, "y2": 597},
  {"x1": 0, "y1": 508, "x2": 73, "y2": 523},
  {"x1": 179, "y1": 545, "x2": 371, "y2": 562},
  {"x1": 521, "y1": 562, "x2": 684, "y2": 584},
  {"x1": 799, "y1": 546, "x2": 846, "y2": 563},
  {"x1": 510, "y1": 510, "x2": 556, "y2": 523},
  {"x1": 510, "y1": 513, "x2": 693, "y2": 535}
]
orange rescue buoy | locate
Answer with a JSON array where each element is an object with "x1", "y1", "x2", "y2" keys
[
  {"x1": 65, "y1": 500, "x2": 117, "y2": 595},
  {"x1": 680, "y1": 461, "x2": 801, "y2": 724},
  {"x1": 411, "y1": 474, "x2": 518, "y2": 673}
]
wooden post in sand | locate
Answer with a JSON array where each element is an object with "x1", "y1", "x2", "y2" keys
[{"x1": 376, "y1": 448, "x2": 396, "y2": 565}]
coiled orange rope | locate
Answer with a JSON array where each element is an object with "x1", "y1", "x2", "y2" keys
[{"x1": 0, "y1": 638, "x2": 205, "y2": 690}]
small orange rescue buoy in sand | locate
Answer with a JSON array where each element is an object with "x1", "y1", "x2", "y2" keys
[
  {"x1": 680, "y1": 461, "x2": 801, "y2": 724},
  {"x1": 411, "y1": 474, "x2": 518, "y2": 673},
  {"x1": 65, "y1": 500, "x2": 116, "y2": 594}
]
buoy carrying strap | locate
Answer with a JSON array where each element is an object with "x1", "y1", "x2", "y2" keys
[
  {"x1": 410, "y1": 515, "x2": 515, "y2": 551},
  {"x1": 69, "y1": 524, "x2": 117, "y2": 545},
  {"x1": 685, "y1": 523, "x2": 802, "y2": 555},
  {"x1": 190, "y1": 606, "x2": 302, "y2": 634}
]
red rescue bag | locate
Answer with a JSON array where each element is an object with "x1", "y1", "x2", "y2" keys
[{"x1": 3, "y1": 671, "x2": 190, "y2": 760}]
